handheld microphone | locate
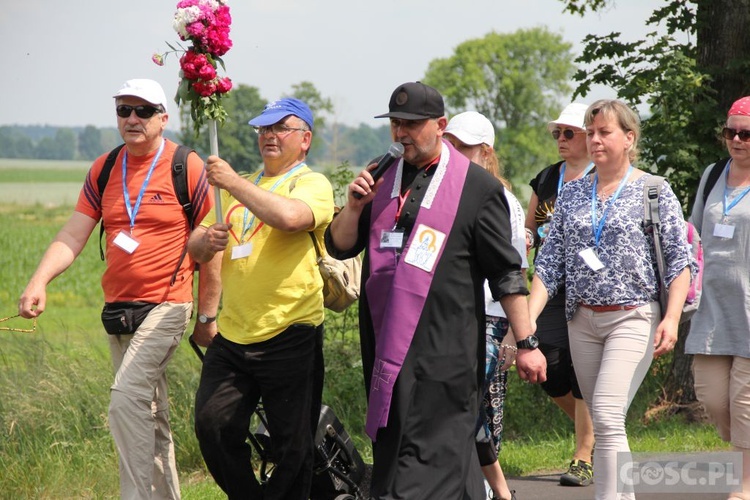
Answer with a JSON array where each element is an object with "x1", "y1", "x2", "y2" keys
[{"x1": 353, "y1": 142, "x2": 405, "y2": 199}]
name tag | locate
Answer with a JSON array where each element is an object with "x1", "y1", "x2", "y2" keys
[
  {"x1": 113, "y1": 230, "x2": 140, "y2": 254},
  {"x1": 579, "y1": 247, "x2": 605, "y2": 271},
  {"x1": 380, "y1": 229, "x2": 404, "y2": 249},
  {"x1": 403, "y1": 224, "x2": 445, "y2": 272},
  {"x1": 714, "y1": 223, "x2": 735, "y2": 239},
  {"x1": 231, "y1": 242, "x2": 253, "y2": 260}
]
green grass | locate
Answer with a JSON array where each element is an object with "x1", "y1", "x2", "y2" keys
[{"x1": 0, "y1": 196, "x2": 728, "y2": 497}]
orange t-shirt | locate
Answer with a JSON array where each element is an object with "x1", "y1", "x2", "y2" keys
[{"x1": 75, "y1": 139, "x2": 213, "y2": 303}]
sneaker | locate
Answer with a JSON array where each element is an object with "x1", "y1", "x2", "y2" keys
[{"x1": 560, "y1": 459, "x2": 593, "y2": 486}]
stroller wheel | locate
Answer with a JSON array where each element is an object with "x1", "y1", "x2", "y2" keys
[{"x1": 333, "y1": 495, "x2": 355, "y2": 500}]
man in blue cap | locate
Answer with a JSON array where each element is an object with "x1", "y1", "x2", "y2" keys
[{"x1": 187, "y1": 97, "x2": 334, "y2": 499}]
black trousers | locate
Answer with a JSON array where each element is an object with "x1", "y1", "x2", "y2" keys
[{"x1": 195, "y1": 324, "x2": 324, "y2": 500}]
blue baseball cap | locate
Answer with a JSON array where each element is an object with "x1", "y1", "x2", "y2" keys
[{"x1": 248, "y1": 97, "x2": 314, "y2": 130}]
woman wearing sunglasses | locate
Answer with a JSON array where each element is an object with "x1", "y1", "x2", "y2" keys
[
  {"x1": 524, "y1": 103, "x2": 596, "y2": 489},
  {"x1": 686, "y1": 96, "x2": 750, "y2": 500}
]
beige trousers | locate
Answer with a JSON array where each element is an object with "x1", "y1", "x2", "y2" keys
[{"x1": 107, "y1": 302, "x2": 192, "y2": 500}]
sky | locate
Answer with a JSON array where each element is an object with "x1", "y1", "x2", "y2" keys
[{"x1": 1, "y1": 0, "x2": 658, "y2": 132}]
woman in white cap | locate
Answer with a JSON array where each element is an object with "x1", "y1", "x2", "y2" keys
[
  {"x1": 524, "y1": 103, "x2": 596, "y2": 488},
  {"x1": 445, "y1": 111, "x2": 524, "y2": 500}
]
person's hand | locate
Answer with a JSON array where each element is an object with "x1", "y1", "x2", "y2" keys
[
  {"x1": 192, "y1": 320, "x2": 217, "y2": 348},
  {"x1": 203, "y1": 223, "x2": 232, "y2": 253},
  {"x1": 516, "y1": 349, "x2": 547, "y2": 384},
  {"x1": 499, "y1": 344, "x2": 517, "y2": 372},
  {"x1": 653, "y1": 317, "x2": 678, "y2": 358},
  {"x1": 205, "y1": 155, "x2": 241, "y2": 191},
  {"x1": 348, "y1": 162, "x2": 384, "y2": 204},
  {"x1": 524, "y1": 228, "x2": 535, "y2": 254},
  {"x1": 18, "y1": 282, "x2": 46, "y2": 319}
]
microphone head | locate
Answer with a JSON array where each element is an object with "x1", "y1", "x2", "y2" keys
[{"x1": 388, "y1": 142, "x2": 405, "y2": 158}]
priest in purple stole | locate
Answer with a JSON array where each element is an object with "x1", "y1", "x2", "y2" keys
[{"x1": 325, "y1": 82, "x2": 547, "y2": 499}]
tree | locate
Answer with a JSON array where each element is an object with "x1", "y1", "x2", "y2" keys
[
  {"x1": 561, "y1": 0, "x2": 750, "y2": 408},
  {"x1": 78, "y1": 125, "x2": 102, "y2": 160},
  {"x1": 422, "y1": 27, "x2": 576, "y2": 181},
  {"x1": 285, "y1": 81, "x2": 335, "y2": 159}
]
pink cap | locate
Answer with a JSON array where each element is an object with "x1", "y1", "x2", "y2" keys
[{"x1": 728, "y1": 96, "x2": 750, "y2": 117}]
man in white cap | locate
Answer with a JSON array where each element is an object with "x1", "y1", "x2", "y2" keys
[
  {"x1": 524, "y1": 102, "x2": 596, "y2": 488},
  {"x1": 187, "y1": 97, "x2": 334, "y2": 499},
  {"x1": 19, "y1": 78, "x2": 215, "y2": 499}
]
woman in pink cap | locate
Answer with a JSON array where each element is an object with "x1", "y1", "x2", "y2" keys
[{"x1": 687, "y1": 96, "x2": 750, "y2": 500}]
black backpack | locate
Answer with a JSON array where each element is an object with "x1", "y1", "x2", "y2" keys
[{"x1": 97, "y1": 144, "x2": 197, "y2": 285}]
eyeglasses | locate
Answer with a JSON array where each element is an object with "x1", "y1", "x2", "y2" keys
[
  {"x1": 721, "y1": 127, "x2": 750, "y2": 142},
  {"x1": 116, "y1": 105, "x2": 163, "y2": 119},
  {"x1": 253, "y1": 123, "x2": 307, "y2": 137},
  {"x1": 0, "y1": 314, "x2": 37, "y2": 333},
  {"x1": 551, "y1": 129, "x2": 584, "y2": 140}
]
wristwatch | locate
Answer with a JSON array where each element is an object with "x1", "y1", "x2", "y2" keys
[
  {"x1": 516, "y1": 335, "x2": 540, "y2": 350},
  {"x1": 197, "y1": 314, "x2": 216, "y2": 324}
]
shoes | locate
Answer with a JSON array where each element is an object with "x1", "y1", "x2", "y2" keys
[{"x1": 560, "y1": 459, "x2": 593, "y2": 486}]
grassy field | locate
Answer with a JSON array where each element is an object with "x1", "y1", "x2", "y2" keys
[{"x1": 0, "y1": 158, "x2": 729, "y2": 497}]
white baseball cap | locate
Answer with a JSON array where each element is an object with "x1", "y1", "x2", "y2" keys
[
  {"x1": 548, "y1": 102, "x2": 588, "y2": 131},
  {"x1": 113, "y1": 79, "x2": 168, "y2": 112},
  {"x1": 444, "y1": 111, "x2": 495, "y2": 146}
]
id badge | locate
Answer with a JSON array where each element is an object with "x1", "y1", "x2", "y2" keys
[
  {"x1": 231, "y1": 242, "x2": 253, "y2": 260},
  {"x1": 579, "y1": 247, "x2": 605, "y2": 271},
  {"x1": 403, "y1": 224, "x2": 446, "y2": 272},
  {"x1": 380, "y1": 229, "x2": 404, "y2": 249},
  {"x1": 714, "y1": 223, "x2": 735, "y2": 239},
  {"x1": 113, "y1": 230, "x2": 140, "y2": 254}
]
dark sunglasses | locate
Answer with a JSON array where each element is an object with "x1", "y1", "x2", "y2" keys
[
  {"x1": 116, "y1": 104, "x2": 163, "y2": 119},
  {"x1": 551, "y1": 128, "x2": 583, "y2": 140},
  {"x1": 721, "y1": 127, "x2": 750, "y2": 142}
]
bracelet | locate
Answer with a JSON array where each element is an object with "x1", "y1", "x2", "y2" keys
[
  {"x1": 500, "y1": 344, "x2": 518, "y2": 352},
  {"x1": 525, "y1": 227, "x2": 537, "y2": 246}
]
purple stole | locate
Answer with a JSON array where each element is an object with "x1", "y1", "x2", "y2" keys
[{"x1": 364, "y1": 140, "x2": 470, "y2": 440}]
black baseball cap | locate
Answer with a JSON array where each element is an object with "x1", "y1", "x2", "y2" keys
[{"x1": 375, "y1": 82, "x2": 445, "y2": 120}]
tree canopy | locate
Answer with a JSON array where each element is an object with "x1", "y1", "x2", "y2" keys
[{"x1": 423, "y1": 27, "x2": 576, "y2": 182}]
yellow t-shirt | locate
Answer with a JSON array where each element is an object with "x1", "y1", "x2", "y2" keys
[{"x1": 201, "y1": 166, "x2": 334, "y2": 344}]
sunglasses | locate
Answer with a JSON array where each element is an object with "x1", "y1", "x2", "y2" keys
[
  {"x1": 551, "y1": 129, "x2": 583, "y2": 140},
  {"x1": 116, "y1": 104, "x2": 163, "y2": 119},
  {"x1": 721, "y1": 127, "x2": 750, "y2": 142}
]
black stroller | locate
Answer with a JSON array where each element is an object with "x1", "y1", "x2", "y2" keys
[{"x1": 189, "y1": 336, "x2": 369, "y2": 499}]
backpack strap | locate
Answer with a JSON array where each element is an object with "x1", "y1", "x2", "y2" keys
[
  {"x1": 169, "y1": 145, "x2": 197, "y2": 286},
  {"x1": 701, "y1": 157, "x2": 730, "y2": 205},
  {"x1": 98, "y1": 144, "x2": 126, "y2": 261},
  {"x1": 642, "y1": 175, "x2": 668, "y2": 315}
]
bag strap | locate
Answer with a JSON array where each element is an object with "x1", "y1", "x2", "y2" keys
[
  {"x1": 97, "y1": 144, "x2": 126, "y2": 261},
  {"x1": 643, "y1": 175, "x2": 668, "y2": 314},
  {"x1": 701, "y1": 157, "x2": 729, "y2": 206}
]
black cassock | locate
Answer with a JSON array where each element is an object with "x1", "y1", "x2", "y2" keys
[{"x1": 326, "y1": 161, "x2": 526, "y2": 499}]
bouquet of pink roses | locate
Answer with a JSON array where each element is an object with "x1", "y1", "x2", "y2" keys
[{"x1": 154, "y1": 0, "x2": 233, "y2": 134}]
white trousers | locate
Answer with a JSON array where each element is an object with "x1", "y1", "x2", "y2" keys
[{"x1": 569, "y1": 302, "x2": 658, "y2": 500}]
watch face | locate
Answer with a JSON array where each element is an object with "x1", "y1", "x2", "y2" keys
[
  {"x1": 528, "y1": 335, "x2": 539, "y2": 348},
  {"x1": 198, "y1": 314, "x2": 209, "y2": 324}
]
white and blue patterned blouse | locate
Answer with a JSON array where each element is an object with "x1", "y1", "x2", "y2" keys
[{"x1": 535, "y1": 173, "x2": 692, "y2": 321}]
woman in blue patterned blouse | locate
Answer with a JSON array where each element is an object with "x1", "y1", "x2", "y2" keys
[{"x1": 528, "y1": 99, "x2": 692, "y2": 500}]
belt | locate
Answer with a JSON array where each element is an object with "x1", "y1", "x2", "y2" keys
[{"x1": 580, "y1": 303, "x2": 639, "y2": 312}]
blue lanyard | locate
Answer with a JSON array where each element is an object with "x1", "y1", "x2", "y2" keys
[
  {"x1": 239, "y1": 162, "x2": 307, "y2": 243},
  {"x1": 722, "y1": 159, "x2": 750, "y2": 218},
  {"x1": 557, "y1": 162, "x2": 595, "y2": 197},
  {"x1": 122, "y1": 139, "x2": 165, "y2": 233},
  {"x1": 590, "y1": 165, "x2": 633, "y2": 247}
]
